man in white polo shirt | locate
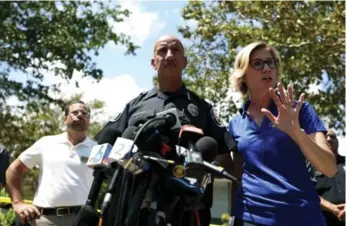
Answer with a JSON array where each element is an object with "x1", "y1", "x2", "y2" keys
[{"x1": 6, "y1": 101, "x2": 96, "y2": 226}]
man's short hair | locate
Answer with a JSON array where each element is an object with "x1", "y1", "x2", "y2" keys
[{"x1": 64, "y1": 100, "x2": 90, "y2": 117}]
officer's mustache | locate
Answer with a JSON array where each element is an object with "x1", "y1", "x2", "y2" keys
[{"x1": 163, "y1": 60, "x2": 176, "y2": 67}]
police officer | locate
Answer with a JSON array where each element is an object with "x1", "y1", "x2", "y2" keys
[
  {"x1": 0, "y1": 143, "x2": 10, "y2": 191},
  {"x1": 95, "y1": 35, "x2": 236, "y2": 226}
]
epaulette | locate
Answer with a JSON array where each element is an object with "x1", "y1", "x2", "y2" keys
[{"x1": 129, "y1": 90, "x2": 150, "y2": 106}]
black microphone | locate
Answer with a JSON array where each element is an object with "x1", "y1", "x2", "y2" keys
[
  {"x1": 139, "y1": 111, "x2": 178, "y2": 136},
  {"x1": 131, "y1": 103, "x2": 180, "y2": 130},
  {"x1": 195, "y1": 136, "x2": 218, "y2": 162},
  {"x1": 72, "y1": 143, "x2": 112, "y2": 226},
  {"x1": 72, "y1": 128, "x2": 122, "y2": 226},
  {"x1": 100, "y1": 126, "x2": 137, "y2": 216},
  {"x1": 84, "y1": 128, "x2": 121, "y2": 208},
  {"x1": 130, "y1": 107, "x2": 179, "y2": 157},
  {"x1": 195, "y1": 137, "x2": 239, "y2": 183},
  {"x1": 96, "y1": 126, "x2": 123, "y2": 145},
  {"x1": 155, "y1": 103, "x2": 181, "y2": 131},
  {"x1": 85, "y1": 144, "x2": 113, "y2": 207},
  {"x1": 177, "y1": 125, "x2": 205, "y2": 180}
]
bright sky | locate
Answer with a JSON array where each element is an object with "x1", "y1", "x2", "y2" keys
[
  {"x1": 8, "y1": 0, "x2": 345, "y2": 155},
  {"x1": 9, "y1": 1, "x2": 194, "y2": 119}
]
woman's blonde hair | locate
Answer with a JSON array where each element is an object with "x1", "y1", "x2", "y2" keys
[{"x1": 230, "y1": 42, "x2": 281, "y2": 99}]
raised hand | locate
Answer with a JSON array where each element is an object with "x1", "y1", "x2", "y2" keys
[{"x1": 261, "y1": 83, "x2": 305, "y2": 137}]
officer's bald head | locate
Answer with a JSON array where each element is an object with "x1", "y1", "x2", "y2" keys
[
  {"x1": 151, "y1": 35, "x2": 187, "y2": 90},
  {"x1": 153, "y1": 35, "x2": 185, "y2": 55}
]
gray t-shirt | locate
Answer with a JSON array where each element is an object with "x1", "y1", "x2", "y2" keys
[{"x1": 0, "y1": 144, "x2": 10, "y2": 187}]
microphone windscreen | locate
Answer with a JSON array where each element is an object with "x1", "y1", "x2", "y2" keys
[
  {"x1": 164, "y1": 102, "x2": 176, "y2": 110},
  {"x1": 121, "y1": 126, "x2": 138, "y2": 140},
  {"x1": 195, "y1": 136, "x2": 218, "y2": 162},
  {"x1": 128, "y1": 112, "x2": 153, "y2": 127},
  {"x1": 96, "y1": 127, "x2": 122, "y2": 145}
]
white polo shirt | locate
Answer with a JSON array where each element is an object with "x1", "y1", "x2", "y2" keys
[{"x1": 19, "y1": 132, "x2": 96, "y2": 207}]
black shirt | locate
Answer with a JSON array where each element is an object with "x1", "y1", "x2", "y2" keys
[
  {"x1": 0, "y1": 144, "x2": 10, "y2": 188},
  {"x1": 95, "y1": 85, "x2": 237, "y2": 208}
]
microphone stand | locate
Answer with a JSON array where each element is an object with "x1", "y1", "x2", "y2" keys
[{"x1": 72, "y1": 167, "x2": 108, "y2": 226}]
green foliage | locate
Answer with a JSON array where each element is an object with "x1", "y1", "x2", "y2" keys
[
  {"x1": 0, "y1": 208, "x2": 15, "y2": 226},
  {"x1": 0, "y1": 1, "x2": 138, "y2": 106},
  {"x1": 0, "y1": 189, "x2": 16, "y2": 226},
  {"x1": 179, "y1": 1, "x2": 345, "y2": 132}
]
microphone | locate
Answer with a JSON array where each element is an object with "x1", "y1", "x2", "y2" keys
[
  {"x1": 195, "y1": 137, "x2": 239, "y2": 183},
  {"x1": 73, "y1": 144, "x2": 113, "y2": 226},
  {"x1": 194, "y1": 136, "x2": 218, "y2": 162},
  {"x1": 96, "y1": 126, "x2": 123, "y2": 146},
  {"x1": 108, "y1": 127, "x2": 139, "y2": 164},
  {"x1": 100, "y1": 126, "x2": 138, "y2": 216},
  {"x1": 155, "y1": 106, "x2": 181, "y2": 131},
  {"x1": 178, "y1": 125, "x2": 204, "y2": 146},
  {"x1": 85, "y1": 144, "x2": 113, "y2": 207},
  {"x1": 130, "y1": 104, "x2": 181, "y2": 132},
  {"x1": 129, "y1": 107, "x2": 180, "y2": 157},
  {"x1": 138, "y1": 109, "x2": 179, "y2": 138},
  {"x1": 178, "y1": 125, "x2": 204, "y2": 180},
  {"x1": 87, "y1": 144, "x2": 112, "y2": 168}
]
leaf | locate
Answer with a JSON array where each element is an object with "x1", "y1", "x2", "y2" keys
[{"x1": 0, "y1": 1, "x2": 139, "y2": 105}]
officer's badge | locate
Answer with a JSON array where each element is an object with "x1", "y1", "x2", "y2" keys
[
  {"x1": 187, "y1": 103, "x2": 199, "y2": 117},
  {"x1": 109, "y1": 112, "x2": 122, "y2": 122},
  {"x1": 173, "y1": 165, "x2": 185, "y2": 178}
]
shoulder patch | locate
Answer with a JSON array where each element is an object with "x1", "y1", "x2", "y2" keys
[
  {"x1": 187, "y1": 103, "x2": 199, "y2": 117},
  {"x1": 210, "y1": 108, "x2": 224, "y2": 127}
]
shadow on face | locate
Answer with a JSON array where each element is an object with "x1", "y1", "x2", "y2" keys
[
  {"x1": 245, "y1": 47, "x2": 279, "y2": 96},
  {"x1": 64, "y1": 103, "x2": 90, "y2": 132},
  {"x1": 151, "y1": 35, "x2": 187, "y2": 80}
]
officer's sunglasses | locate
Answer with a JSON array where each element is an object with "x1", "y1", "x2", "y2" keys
[
  {"x1": 250, "y1": 58, "x2": 279, "y2": 70},
  {"x1": 69, "y1": 110, "x2": 89, "y2": 117}
]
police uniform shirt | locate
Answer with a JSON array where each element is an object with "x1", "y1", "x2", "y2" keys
[
  {"x1": 0, "y1": 144, "x2": 10, "y2": 188},
  {"x1": 95, "y1": 84, "x2": 237, "y2": 207}
]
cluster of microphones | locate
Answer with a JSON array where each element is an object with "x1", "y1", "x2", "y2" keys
[{"x1": 72, "y1": 107, "x2": 239, "y2": 226}]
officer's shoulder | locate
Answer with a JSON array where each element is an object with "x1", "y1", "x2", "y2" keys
[
  {"x1": 0, "y1": 144, "x2": 7, "y2": 155},
  {"x1": 128, "y1": 90, "x2": 150, "y2": 106},
  {"x1": 187, "y1": 89, "x2": 210, "y2": 109}
]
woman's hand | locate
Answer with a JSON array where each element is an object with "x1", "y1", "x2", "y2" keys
[{"x1": 261, "y1": 83, "x2": 304, "y2": 137}]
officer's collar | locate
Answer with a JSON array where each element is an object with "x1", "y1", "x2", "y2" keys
[{"x1": 144, "y1": 84, "x2": 188, "y2": 100}]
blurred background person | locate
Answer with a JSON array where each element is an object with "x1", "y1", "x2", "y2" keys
[
  {"x1": 6, "y1": 101, "x2": 96, "y2": 226},
  {"x1": 314, "y1": 129, "x2": 345, "y2": 226},
  {"x1": 0, "y1": 143, "x2": 10, "y2": 191}
]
